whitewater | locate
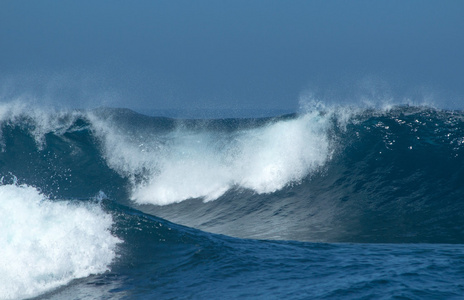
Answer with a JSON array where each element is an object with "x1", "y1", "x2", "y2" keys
[{"x1": 1, "y1": 101, "x2": 464, "y2": 299}]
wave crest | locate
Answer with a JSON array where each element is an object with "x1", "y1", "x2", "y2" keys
[{"x1": 89, "y1": 109, "x2": 340, "y2": 205}]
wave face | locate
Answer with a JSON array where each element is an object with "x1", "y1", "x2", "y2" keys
[{"x1": 1, "y1": 103, "x2": 464, "y2": 298}]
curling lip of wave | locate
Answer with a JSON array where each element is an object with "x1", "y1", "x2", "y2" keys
[{"x1": 89, "y1": 109, "x2": 341, "y2": 205}]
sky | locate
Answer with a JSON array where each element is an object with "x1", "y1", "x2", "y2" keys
[{"x1": 1, "y1": 0, "x2": 463, "y2": 114}]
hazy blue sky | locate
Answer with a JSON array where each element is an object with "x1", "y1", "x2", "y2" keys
[{"x1": 1, "y1": 0, "x2": 463, "y2": 112}]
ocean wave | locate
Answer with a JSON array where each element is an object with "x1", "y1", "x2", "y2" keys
[{"x1": 0, "y1": 103, "x2": 463, "y2": 243}]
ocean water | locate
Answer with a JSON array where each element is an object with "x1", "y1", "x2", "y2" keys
[{"x1": 1, "y1": 102, "x2": 464, "y2": 299}]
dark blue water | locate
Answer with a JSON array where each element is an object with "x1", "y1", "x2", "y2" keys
[{"x1": 1, "y1": 104, "x2": 464, "y2": 299}]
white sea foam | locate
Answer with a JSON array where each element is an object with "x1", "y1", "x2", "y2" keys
[
  {"x1": 0, "y1": 184, "x2": 121, "y2": 300},
  {"x1": 90, "y1": 109, "x2": 343, "y2": 205}
]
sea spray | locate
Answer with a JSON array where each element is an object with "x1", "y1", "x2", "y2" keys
[{"x1": 0, "y1": 184, "x2": 121, "y2": 300}]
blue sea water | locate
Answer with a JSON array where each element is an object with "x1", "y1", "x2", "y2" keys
[{"x1": 1, "y1": 103, "x2": 464, "y2": 299}]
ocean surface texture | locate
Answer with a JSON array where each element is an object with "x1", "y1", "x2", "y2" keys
[{"x1": 1, "y1": 103, "x2": 464, "y2": 299}]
